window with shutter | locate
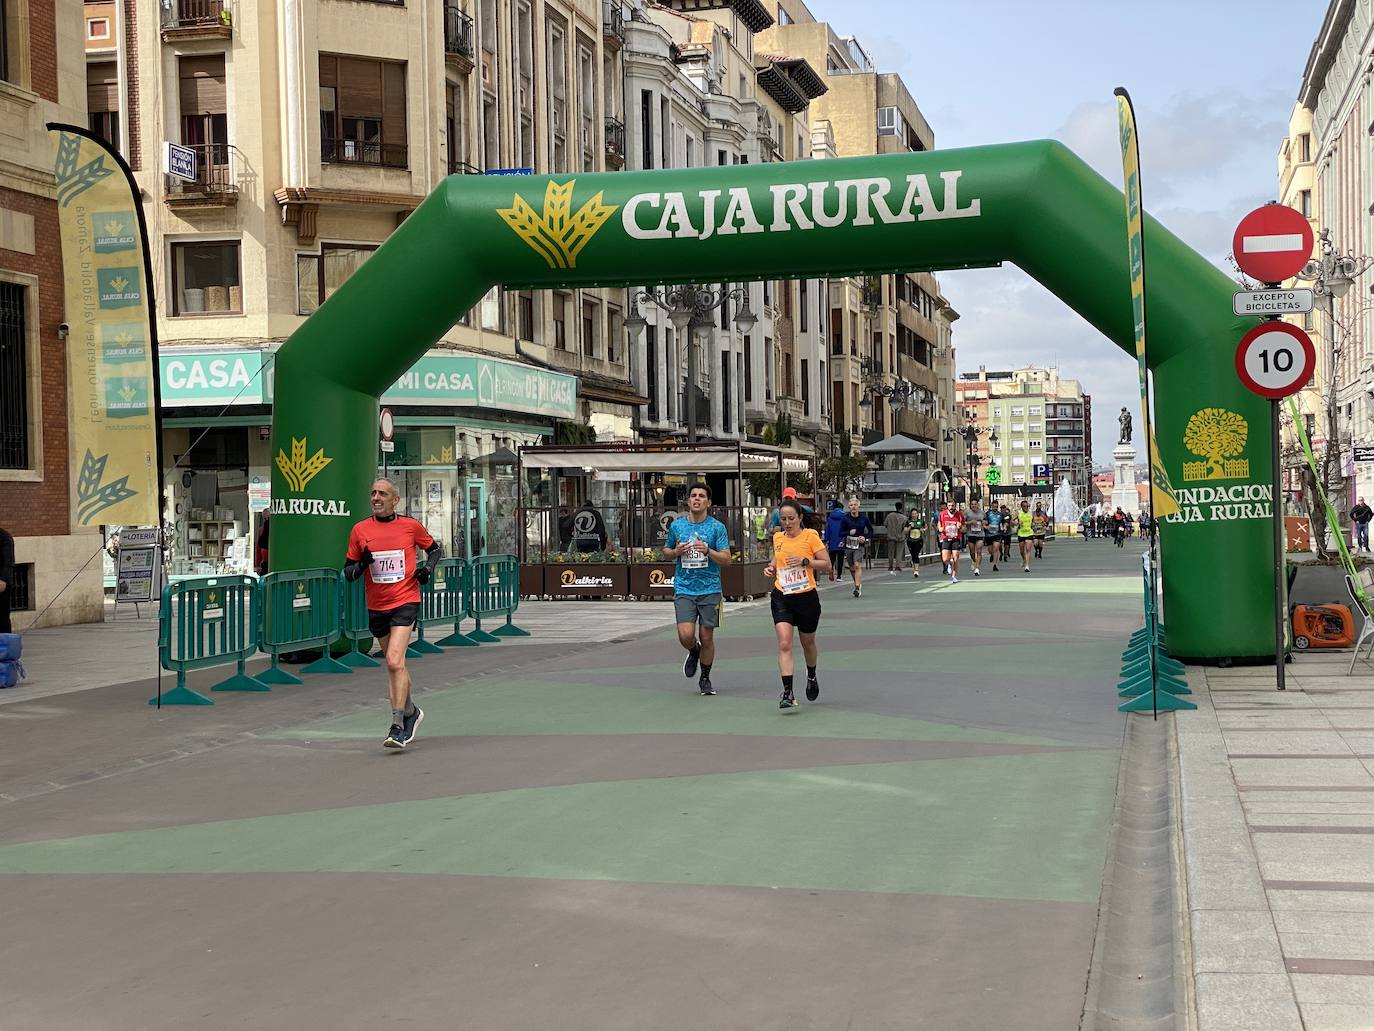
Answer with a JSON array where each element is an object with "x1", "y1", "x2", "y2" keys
[{"x1": 319, "y1": 54, "x2": 407, "y2": 167}]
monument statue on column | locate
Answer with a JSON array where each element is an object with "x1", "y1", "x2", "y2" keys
[{"x1": 1112, "y1": 406, "x2": 1141, "y2": 515}]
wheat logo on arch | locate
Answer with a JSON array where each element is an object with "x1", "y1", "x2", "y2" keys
[
  {"x1": 276, "y1": 437, "x2": 333, "y2": 493},
  {"x1": 1183, "y1": 408, "x2": 1250, "y2": 482},
  {"x1": 497, "y1": 179, "x2": 618, "y2": 269}
]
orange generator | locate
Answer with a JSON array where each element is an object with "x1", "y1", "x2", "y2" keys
[{"x1": 1291, "y1": 603, "x2": 1355, "y2": 650}]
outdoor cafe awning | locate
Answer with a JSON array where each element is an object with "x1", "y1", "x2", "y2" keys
[{"x1": 517, "y1": 442, "x2": 811, "y2": 473}]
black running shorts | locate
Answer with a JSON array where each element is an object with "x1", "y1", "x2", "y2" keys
[
  {"x1": 770, "y1": 588, "x2": 822, "y2": 634},
  {"x1": 369, "y1": 602, "x2": 420, "y2": 641}
]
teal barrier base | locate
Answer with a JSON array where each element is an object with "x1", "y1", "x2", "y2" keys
[
  {"x1": 436, "y1": 630, "x2": 480, "y2": 647},
  {"x1": 339, "y1": 646, "x2": 381, "y2": 668},
  {"x1": 211, "y1": 672, "x2": 270, "y2": 692},
  {"x1": 412, "y1": 639, "x2": 445, "y2": 654},
  {"x1": 1119, "y1": 672, "x2": 1190, "y2": 696},
  {"x1": 258, "y1": 661, "x2": 304, "y2": 686},
  {"x1": 490, "y1": 623, "x2": 530, "y2": 638},
  {"x1": 150, "y1": 680, "x2": 214, "y2": 705},
  {"x1": 404, "y1": 642, "x2": 425, "y2": 658},
  {"x1": 468, "y1": 620, "x2": 501, "y2": 643},
  {"x1": 1119, "y1": 689, "x2": 1197, "y2": 712},
  {"x1": 302, "y1": 654, "x2": 352, "y2": 674}
]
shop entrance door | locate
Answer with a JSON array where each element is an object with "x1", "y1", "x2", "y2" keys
[{"x1": 463, "y1": 478, "x2": 487, "y2": 559}]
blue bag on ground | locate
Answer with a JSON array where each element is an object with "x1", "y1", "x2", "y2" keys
[
  {"x1": 0, "y1": 633, "x2": 21, "y2": 661},
  {"x1": 0, "y1": 659, "x2": 19, "y2": 688}
]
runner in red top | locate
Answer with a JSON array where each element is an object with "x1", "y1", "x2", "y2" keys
[
  {"x1": 344, "y1": 478, "x2": 442, "y2": 749},
  {"x1": 937, "y1": 499, "x2": 966, "y2": 584}
]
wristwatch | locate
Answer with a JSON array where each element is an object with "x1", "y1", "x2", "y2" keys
[{"x1": 801, "y1": 557, "x2": 810, "y2": 567}]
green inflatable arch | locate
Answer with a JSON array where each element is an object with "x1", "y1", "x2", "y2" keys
[{"x1": 269, "y1": 140, "x2": 1269, "y2": 662}]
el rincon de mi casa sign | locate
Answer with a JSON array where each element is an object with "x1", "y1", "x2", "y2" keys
[{"x1": 266, "y1": 143, "x2": 1282, "y2": 661}]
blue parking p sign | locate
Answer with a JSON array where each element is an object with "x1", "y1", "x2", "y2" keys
[{"x1": 164, "y1": 142, "x2": 197, "y2": 182}]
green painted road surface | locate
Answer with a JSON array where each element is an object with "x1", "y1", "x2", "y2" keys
[{"x1": 0, "y1": 538, "x2": 1143, "y2": 1029}]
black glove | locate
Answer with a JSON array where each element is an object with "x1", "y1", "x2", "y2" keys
[
  {"x1": 358, "y1": 546, "x2": 374, "y2": 568},
  {"x1": 415, "y1": 566, "x2": 430, "y2": 586}
]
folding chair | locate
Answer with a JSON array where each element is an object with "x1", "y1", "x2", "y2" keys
[{"x1": 1345, "y1": 573, "x2": 1374, "y2": 674}]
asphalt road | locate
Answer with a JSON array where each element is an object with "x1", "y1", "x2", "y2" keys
[{"x1": 0, "y1": 536, "x2": 1142, "y2": 1030}]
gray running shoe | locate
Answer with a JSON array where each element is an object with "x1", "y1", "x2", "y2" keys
[{"x1": 384, "y1": 723, "x2": 406, "y2": 749}]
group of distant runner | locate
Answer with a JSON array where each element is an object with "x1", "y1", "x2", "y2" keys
[
  {"x1": 1079, "y1": 508, "x2": 1154, "y2": 547},
  {"x1": 340, "y1": 473, "x2": 1145, "y2": 741}
]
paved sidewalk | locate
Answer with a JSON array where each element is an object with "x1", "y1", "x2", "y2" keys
[{"x1": 1178, "y1": 651, "x2": 1374, "y2": 1031}]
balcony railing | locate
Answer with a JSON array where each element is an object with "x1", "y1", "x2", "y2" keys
[
  {"x1": 160, "y1": 0, "x2": 231, "y2": 34},
  {"x1": 448, "y1": 159, "x2": 481, "y2": 176},
  {"x1": 444, "y1": 7, "x2": 475, "y2": 67},
  {"x1": 603, "y1": 2, "x2": 625, "y2": 46},
  {"x1": 604, "y1": 116, "x2": 625, "y2": 169},
  {"x1": 164, "y1": 143, "x2": 241, "y2": 205},
  {"x1": 322, "y1": 138, "x2": 407, "y2": 169}
]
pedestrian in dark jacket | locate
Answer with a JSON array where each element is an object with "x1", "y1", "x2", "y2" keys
[
  {"x1": 0, "y1": 524, "x2": 15, "y2": 634},
  {"x1": 1352, "y1": 498, "x2": 1372, "y2": 551}
]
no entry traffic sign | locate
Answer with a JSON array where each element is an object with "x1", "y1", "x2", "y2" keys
[
  {"x1": 1232, "y1": 204, "x2": 1314, "y2": 285},
  {"x1": 1234, "y1": 321, "x2": 1315, "y2": 399}
]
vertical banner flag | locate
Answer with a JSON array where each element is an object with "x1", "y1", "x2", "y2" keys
[
  {"x1": 1114, "y1": 89, "x2": 1180, "y2": 519},
  {"x1": 49, "y1": 126, "x2": 159, "y2": 527}
]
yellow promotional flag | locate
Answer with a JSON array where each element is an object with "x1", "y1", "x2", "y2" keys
[
  {"x1": 49, "y1": 125, "x2": 159, "y2": 527},
  {"x1": 1114, "y1": 90, "x2": 1180, "y2": 519}
]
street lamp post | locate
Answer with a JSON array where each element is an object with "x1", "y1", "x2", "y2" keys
[
  {"x1": 624, "y1": 283, "x2": 757, "y2": 442},
  {"x1": 944, "y1": 408, "x2": 996, "y2": 505}
]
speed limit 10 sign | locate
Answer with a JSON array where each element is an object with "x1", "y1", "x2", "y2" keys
[{"x1": 1234, "y1": 321, "x2": 1316, "y2": 399}]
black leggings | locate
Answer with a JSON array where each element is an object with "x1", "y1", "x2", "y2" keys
[{"x1": 907, "y1": 540, "x2": 922, "y2": 565}]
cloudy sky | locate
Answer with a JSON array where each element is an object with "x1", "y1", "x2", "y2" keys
[{"x1": 807, "y1": 0, "x2": 1327, "y2": 461}]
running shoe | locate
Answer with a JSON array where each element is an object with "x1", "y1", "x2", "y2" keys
[
  {"x1": 402, "y1": 705, "x2": 425, "y2": 744},
  {"x1": 973, "y1": 568, "x2": 980, "y2": 577},
  {"x1": 992, "y1": 563, "x2": 999, "y2": 571},
  {"x1": 683, "y1": 647, "x2": 701, "y2": 679},
  {"x1": 853, "y1": 586, "x2": 860, "y2": 598},
  {"x1": 384, "y1": 723, "x2": 406, "y2": 749},
  {"x1": 913, "y1": 570, "x2": 920, "y2": 579},
  {"x1": 1024, "y1": 564, "x2": 1031, "y2": 573},
  {"x1": 805, "y1": 675, "x2": 820, "y2": 701},
  {"x1": 699, "y1": 675, "x2": 716, "y2": 696},
  {"x1": 950, "y1": 575, "x2": 959, "y2": 584},
  {"x1": 779, "y1": 689, "x2": 798, "y2": 710}
]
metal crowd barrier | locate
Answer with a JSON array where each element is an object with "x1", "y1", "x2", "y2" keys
[
  {"x1": 422, "y1": 558, "x2": 480, "y2": 648},
  {"x1": 257, "y1": 568, "x2": 351, "y2": 683},
  {"x1": 469, "y1": 555, "x2": 529, "y2": 639},
  {"x1": 155, "y1": 575, "x2": 264, "y2": 705},
  {"x1": 152, "y1": 559, "x2": 535, "y2": 707}
]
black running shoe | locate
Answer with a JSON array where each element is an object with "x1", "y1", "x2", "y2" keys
[
  {"x1": 699, "y1": 676, "x2": 716, "y2": 696},
  {"x1": 683, "y1": 648, "x2": 701, "y2": 679},
  {"x1": 779, "y1": 689, "x2": 798, "y2": 710},
  {"x1": 805, "y1": 675, "x2": 819, "y2": 701},
  {"x1": 384, "y1": 723, "x2": 406, "y2": 749},
  {"x1": 402, "y1": 705, "x2": 425, "y2": 744}
]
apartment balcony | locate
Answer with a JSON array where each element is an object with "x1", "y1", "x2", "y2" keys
[
  {"x1": 604, "y1": 117, "x2": 626, "y2": 171},
  {"x1": 322, "y1": 138, "x2": 407, "y2": 169},
  {"x1": 160, "y1": 0, "x2": 231, "y2": 42},
  {"x1": 603, "y1": 1, "x2": 625, "y2": 50},
  {"x1": 777, "y1": 396, "x2": 805, "y2": 422},
  {"x1": 444, "y1": 8, "x2": 475, "y2": 74},
  {"x1": 164, "y1": 143, "x2": 242, "y2": 210},
  {"x1": 448, "y1": 159, "x2": 481, "y2": 176}
]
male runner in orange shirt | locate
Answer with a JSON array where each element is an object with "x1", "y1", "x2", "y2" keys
[{"x1": 344, "y1": 478, "x2": 442, "y2": 749}]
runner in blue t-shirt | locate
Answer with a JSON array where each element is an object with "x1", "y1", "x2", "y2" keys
[
  {"x1": 985, "y1": 506, "x2": 1004, "y2": 572},
  {"x1": 663, "y1": 482, "x2": 732, "y2": 696}
]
